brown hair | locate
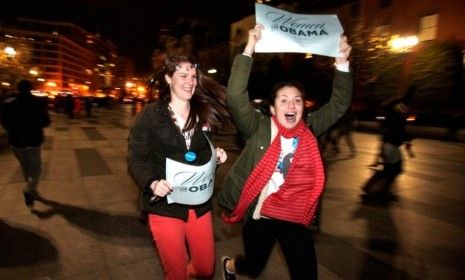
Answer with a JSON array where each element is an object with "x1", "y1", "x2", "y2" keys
[
  {"x1": 269, "y1": 81, "x2": 307, "y2": 104},
  {"x1": 150, "y1": 54, "x2": 230, "y2": 131}
]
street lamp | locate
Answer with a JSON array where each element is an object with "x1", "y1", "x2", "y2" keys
[
  {"x1": 29, "y1": 69, "x2": 39, "y2": 76},
  {"x1": 388, "y1": 35, "x2": 419, "y2": 53},
  {"x1": 3, "y1": 46, "x2": 16, "y2": 59}
]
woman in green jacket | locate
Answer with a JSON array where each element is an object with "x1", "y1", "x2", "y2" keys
[{"x1": 218, "y1": 24, "x2": 353, "y2": 280}]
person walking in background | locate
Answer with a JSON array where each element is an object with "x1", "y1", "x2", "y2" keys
[
  {"x1": 322, "y1": 109, "x2": 357, "y2": 157},
  {"x1": 1, "y1": 79, "x2": 51, "y2": 206},
  {"x1": 217, "y1": 24, "x2": 352, "y2": 280},
  {"x1": 85, "y1": 96, "x2": 93, "y2": 117},
  {"x1": 128, "y1": 54, "x2": 230, "y2": 280},
  {"x1": 74, "y1": 95, "x2": 81, "y2": 118},
  {"x1": 362, "y1": 86, "x2": 415, "y2": 201},
  {"x1": 65, "y1": 94, "x2": 74, "y2": 119}
]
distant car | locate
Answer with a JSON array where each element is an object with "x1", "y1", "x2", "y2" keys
[
  {"x1": 374, "y1": 113, "x2": 416, "y2": 122},
  {"x1": 123, "y1": 97, "x2": 134, "y2": 104}
]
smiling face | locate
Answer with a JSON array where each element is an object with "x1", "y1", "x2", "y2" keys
[
  {"x1": 165, "y1": 62, "x2": 198, "y2": 103},
  {"x1": 270, "y1": 85, "x2": 304, "y2": 129}
]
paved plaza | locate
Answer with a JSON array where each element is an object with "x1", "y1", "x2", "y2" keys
[{"x1": 1, "y1": 105, "x2": 464, "y2": 279}]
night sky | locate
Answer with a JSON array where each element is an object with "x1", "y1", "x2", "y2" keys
[{"x1": 1, "y1": 0, "x2": 256, "y2": 74}]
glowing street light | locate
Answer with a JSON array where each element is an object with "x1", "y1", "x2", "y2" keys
[
  {"x1": 3, "y1": 46, "x2": 16, "y2": 58},
  {"x1": 388, "y1": 35, "x2": 419, "y2": 53},
  {"x1": 29, "y1": 69, "x2": 39, "y2": 76},
  {"x1": 46, "y1": 81, "x2": 57, "y2": 88},
  {"x1": 136, "y1": 86, "x2": 146, "y2": 94},
  {"x1": 125, "y1": 81, "x2": 134, "y2": 88}
]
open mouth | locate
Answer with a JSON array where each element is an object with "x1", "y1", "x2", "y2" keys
[
  {"x1": 284, "y1": 112, "x2": 296, "y2": 123},
  {"x1": 182, "y1": 87, "x2": 194, "y2": 94}
]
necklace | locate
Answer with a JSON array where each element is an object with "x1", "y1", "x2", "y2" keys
[{"x1": 168, "y1": 105, "x2": 196, "y2": 161}]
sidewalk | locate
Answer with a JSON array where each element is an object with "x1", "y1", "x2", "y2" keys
[{"x1": 1, "y1": 105, "x2": 464, "y2": 279}]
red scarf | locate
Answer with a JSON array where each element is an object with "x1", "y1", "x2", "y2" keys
[{"x1": 222, "y1": 116, "x2": 325, "y2": 226}]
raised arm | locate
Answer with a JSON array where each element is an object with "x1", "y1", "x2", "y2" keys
[
  {"x1": 307, "y1": 35, "x2": 353, "y2": 136},
  {"x1": 227, "y1": 24, "x2": 265, "y2": 139}
]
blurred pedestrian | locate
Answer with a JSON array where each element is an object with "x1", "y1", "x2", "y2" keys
[
  {"x1": 362, "y1": 86, "x2": 415, "y2": 201},
  {"x1": 217, "y1": 24, "x2": 353, "y2": 280},
  {"x1": 322, "y1": 109, "x2": 356, "y2": 157},
  {"x1": 65, "y1": 94, "x2": 74, "y2": 119},
  {"x1": 74, "y1": 96, "x2": 81, "y2": 118},
  {"x1": 1, "y1": 79, "x2": 50, "y2": 206},
  {"x1": 128, "y1": 54, "x2": 230, "y2": 280},
  {"x1": 85, "y1": 96, "x2": 93, "y2": 117}
]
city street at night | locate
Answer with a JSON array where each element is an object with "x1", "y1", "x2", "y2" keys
[{"x1": 0, "y1": 104, "x2": 464, "y2": 279}]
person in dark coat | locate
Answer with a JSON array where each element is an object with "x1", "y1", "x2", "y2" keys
[
  {"x1": 362, "y1": 86, "x2": 415, "y2": 201},
  {"x1": 85, "y1": 96, "x2": 93, "y2": 117},
  {"x1": 1, "y1": 79, "x2": 51, "y2": 206},
  {"x1": 65, "y1": 94, "x2": 74, "y2": 119},
  {"x1": 128, "y1": 54, "x2": 230, "y2": 280},
  {"x1": 322, "y1": 109, "x2": 357, "y2": 156}
]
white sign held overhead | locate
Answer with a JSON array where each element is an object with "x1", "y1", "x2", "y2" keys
[{"x1": 255, "y1": 3, "x2": 344, "y2": 57}]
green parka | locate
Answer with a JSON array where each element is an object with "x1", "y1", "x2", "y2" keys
[{"x1": 217, "y1": 54, "x2": 353, "y2": 221}]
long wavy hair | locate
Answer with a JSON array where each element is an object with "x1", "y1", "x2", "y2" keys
[{"x1": 149, "y1": 54, "x2": 230, "y2": 131}]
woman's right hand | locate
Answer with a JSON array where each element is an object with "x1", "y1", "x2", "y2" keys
[
  {"x1": 150, "y1": 179, "x2": 173, "y2": 197},
  {"x1": 244, "y1": 24, "x2": 263, "y2": 56}
]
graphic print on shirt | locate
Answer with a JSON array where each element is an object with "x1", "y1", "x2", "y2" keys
[
  {"x1": 278, "y1": 153, "x2": 293, "y2": 177},
  {"x1": 276, "y1": 137, "x2": 298, "y2": 178}
]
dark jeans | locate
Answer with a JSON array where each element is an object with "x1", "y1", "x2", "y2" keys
[
  {"x1": 235, "y1": 218, "x2": 317, "y2": 280},
  {"x1": 13, "y1": 146, "x2": 42, "y2": 194}
]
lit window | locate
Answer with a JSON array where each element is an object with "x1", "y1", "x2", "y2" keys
[{"x1": 419, "y1": 14, "x2": 438, "y2": 41}]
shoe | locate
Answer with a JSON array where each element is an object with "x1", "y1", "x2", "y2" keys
[
  {"x1": 368, "y1": 165, "x2": 383, "y2": 171},
  {"x1": 23, "y1": 191, "x2": 38, "y2": 207},
  {"x1": 368, "y1": 161, "x2": 381, "y2": 167},
  {"x1": 221, "y1": 256, "x2": 236, "y2": 280}
]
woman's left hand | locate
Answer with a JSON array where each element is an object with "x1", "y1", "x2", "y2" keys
[
  {"x1": 335, "y1": 35, "x2": 352, "y2": 65},
  {"x1": 215, "y1": 147, "x2": 227, "y2": 164}
]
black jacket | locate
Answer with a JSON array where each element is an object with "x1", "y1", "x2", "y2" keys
[
  {"x1": 382, "y1": 109, "x2": 410, "y2": 146},
  {"x1": 127, "y1": 100, "x2": 213, "y2": 221},
  {"x1": 1, "y1": 93, "x2": 50, "y2": 148}
]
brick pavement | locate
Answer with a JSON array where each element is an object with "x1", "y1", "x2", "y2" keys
[{"x1": 1, "y1": 105, "x2": 464, "y2": 279}]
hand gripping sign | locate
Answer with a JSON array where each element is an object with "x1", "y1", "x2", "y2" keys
[
  {"x1": 255, "y1": 3, "x2": 344, "y2": 57},
  {"x1": 165, "y1": 139, "x2": 217, "y2": 205}
]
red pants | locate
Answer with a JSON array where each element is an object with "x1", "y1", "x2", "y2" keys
[{"x1": 148, "y1": 210, "x2": 215, "y2": 280}]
